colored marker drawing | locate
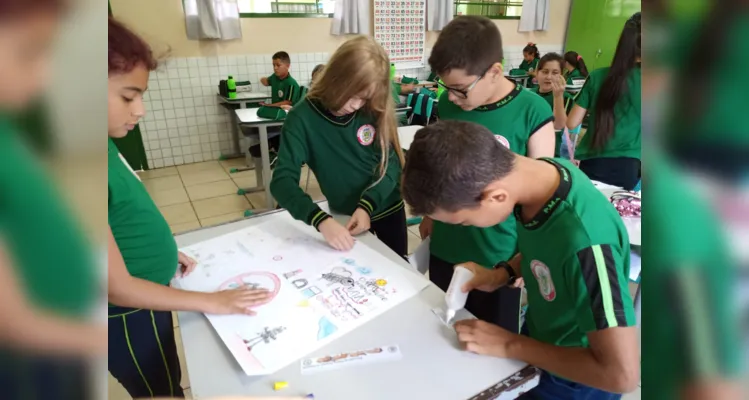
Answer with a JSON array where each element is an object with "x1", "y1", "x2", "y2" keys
[
  {"x1": 317, "y1": 317, "x2": 338, "y2": 340},
  {"x1": 174, "y1": 217, "x2": 426, "y2": 376}
]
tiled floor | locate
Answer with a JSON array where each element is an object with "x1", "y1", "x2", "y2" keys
[{"x1": 108, "y1": 160, "x2": 639, "y2": 399}]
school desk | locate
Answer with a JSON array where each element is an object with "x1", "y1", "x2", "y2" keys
[
  {"x1": 504, "y1": 73, "x2": 528, "y2": 88},
  {"x1": 175, "y1": 203, "x2": 540, "y2": 400},
  {"x1": 235, "y1": 107, "x2": 284, "y2": 210},
  {"x1": 218, "y1": 92, "x2": 271, "y2": 159}
]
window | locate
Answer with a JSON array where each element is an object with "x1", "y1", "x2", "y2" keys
[
  {"x1": 238, "y1": 0, "x2": 335, "y2": 17},
  {"x1": 454, "y1": 0, "x2": 523, "y2": 19}
]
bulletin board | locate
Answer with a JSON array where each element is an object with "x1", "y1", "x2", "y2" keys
[{"x1": 374, "y1": 0, "x2": 426, "y2": 69}]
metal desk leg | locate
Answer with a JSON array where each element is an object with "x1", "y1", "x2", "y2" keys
[{"x1": 258, "y1": 125, "x2": 274, "y2": 209}]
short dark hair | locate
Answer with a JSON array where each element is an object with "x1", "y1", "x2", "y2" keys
[
  {"x1": 428, "y1": 16, "x2": 503, "y2": 77},
  {"x1": 272, "y1": 51, "x2": 291, "y2": 64},
  {"x1": 537, "y1": 52, "x2": 564, "y2": 71},
  {"x1": 401, "y1": 120, "x2": 516, "y2": 215}
]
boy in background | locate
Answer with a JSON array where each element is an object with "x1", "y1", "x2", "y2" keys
[
  {"x1": 260, "y1": 51, "x2": 300, "y2": 107},
  {"x1": 420, "y1": 16, "x2": 555, "y2": 333}
]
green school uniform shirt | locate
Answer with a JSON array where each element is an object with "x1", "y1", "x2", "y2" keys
[
  {"x1": 270, "y1": 98, "x2": 403, "y2": 229},
  {"x1": 574, "y1": 65, "x2": 641, "y2": 160},
  {"x1": 531, "y1": 88, "x2": 575, "y2": 157},
  {"x1": 108, "y1": 139, "x2": 178, "y2": 286},
  {"x1": 430, "y1": 84, "x2": 554, "y2": 267},
  {"x1": 517, "y1": 158, "x2": 635, "y2": 350},
  {"x1": 0, "y1": 118, "x2": 96, "y2": 317},
  {"x1": 565, "y1": 68, "x2": 585, "y2": 84},
  {"x1": 519, "y1": 58, "x2": 539, "y2": 73},
  {"x1": 268, "y1": 73, "x2": 300, "y2": 104},
  {"x1": 644, "y1": 152, "x2": 741, "y2": 400}
]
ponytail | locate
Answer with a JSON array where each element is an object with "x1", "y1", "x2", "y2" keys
[
  {"x1": 564, "y1": 51, "x2": 589, "y2": 77},
  {"x1": 523, "y1": 42, "x2": 540, "y2": 59}
]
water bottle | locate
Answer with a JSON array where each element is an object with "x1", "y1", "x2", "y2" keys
[{"x1": 227, "y1": 75, "x2": 237, "y2": 99}]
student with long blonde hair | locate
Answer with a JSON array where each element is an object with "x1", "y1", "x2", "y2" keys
[{"x1": 270, "y1": 36, "x2": 407, "y2": 258}]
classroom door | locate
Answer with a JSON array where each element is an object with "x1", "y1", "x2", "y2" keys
[{"x1": 565, "y1": 0, "x2": 641, "y2": 70}]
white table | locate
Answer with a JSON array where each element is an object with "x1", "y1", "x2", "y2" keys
[
  {"x1": 218, "y1": 92, "x2": 271, "y2": 158},
  {"x1": 505, "y1": 73, "x2": 529, "y2": 87},
  {"x1": 175, "y1": 204, "x2": 539, "y2": 400},
  {"x1": 397, "y1": 125, "x2": 423, "y2": 151},
  {"x1": 235, "y1": 108, "x2": 285, "y2": 210}
]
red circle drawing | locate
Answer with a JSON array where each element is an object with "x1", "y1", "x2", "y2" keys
[
  {"x1": 218, "y1": 272, "x2": 281, "y2": 307},
  {"x1": 273, "y1": 255, "x2": 283, "y2": 261}
]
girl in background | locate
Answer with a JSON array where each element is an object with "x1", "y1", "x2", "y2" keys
[
  {"x1": 107, "y1": 17, "x2": 270, "y2": 399},
  {"x1": 563, "y1": 51, "x2": 589, "y2": 84},
  {"x1": 567, "y1": 12, "x2": 641, "y2": 189},
  {"x1": 519, "y1": 42, "x2": 540, "y2": 87},
  {"x1": 531, "y1": 53, "x2": 576, "y2": 157},
  {"x1": 280, "y1": 64, "x2": 325, "y2": 111},
  {"x1": 270, "y1": 36, "x2": 408, "y2": 259},
  {"x1": 310, "y1": 63, "x2": 325, "y2": 88}
]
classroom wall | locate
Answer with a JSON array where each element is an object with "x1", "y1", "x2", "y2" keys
[
  {"x1": 110, "y1": 0, "x2": 571, "y2": 56},
  {"x1": 110, "y1": 0, "x2": 571, "y2": 168}
]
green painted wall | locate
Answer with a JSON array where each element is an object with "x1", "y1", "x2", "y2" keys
[{"x1": 565, "y1": 0, "x2": 641, "y2": 71}]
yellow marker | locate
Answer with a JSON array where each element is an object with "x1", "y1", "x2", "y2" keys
[
  {"x1": 375, "y1": 279, "x2": 387, "y2": 287},
  {"x1": 273, "y1": 381, "x2": 288, "y2": 391},
  {"x1": 297, "y1": 300, "x2": 309, "y2": 307}
]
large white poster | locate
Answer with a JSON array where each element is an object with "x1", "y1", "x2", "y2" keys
[
  {"x1": 174, "y1": 217, "x2": 426, "y2": 376},
  {"x1": 374, "y1": 0, "x2": 426, "y2": 68}
]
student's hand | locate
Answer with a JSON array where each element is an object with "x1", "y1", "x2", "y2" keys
[
  {"x1": 259, "y1": 102, "x2": 267, "y2": 106},
  {"x1": 176, "y1": 251, "x2": 198, "y2": 278},
  {"x1": 203, "y1": 287, "x2": 271, "y2": 315},
  {"x1": 458, "y1": 261, "x2": 505, "y2": 292},
  {"x1": 346, "y1": 208, "x2": 371, "y2": 236},
  {"x1": 280, "y1": 105, "x2": 292, "y2": 111},
  {"x1": 260, "y1": 77, "x2": 269, "y2": 86},
  {"x1": 454, "y1": 319, "x2": 516, "y2": 358},
  {"x1": 551, "y1": 75, "x2": 566, "y2": 97},
  {"x1": 418, "y1": 216, "x2": 433, "y2": 239},
  {"x1": 319, "y1": 218, "x2": 355, "y2": 251}
]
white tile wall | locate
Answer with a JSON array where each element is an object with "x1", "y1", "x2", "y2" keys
[{"x1": 139, "y1": 45, "x2": 560, "y2": 169}]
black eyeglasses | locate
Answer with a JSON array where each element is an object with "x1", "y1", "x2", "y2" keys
[{"x1": 436, "y1": 65, "x2": 494, "y2": 99}]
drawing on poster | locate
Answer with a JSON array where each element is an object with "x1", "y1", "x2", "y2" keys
[
  {"x1": 241, "y1": 326, "x2": 286, "y2": 350},
  {"x1": 174, "y1": 217, "x2": 426, "y2": 376},
  {"x1": 317, "y1": 317, "x2": 337, "y2": 340},
  {"x1": 218, "y1": 272, "x2": 281, "y2": 307}
]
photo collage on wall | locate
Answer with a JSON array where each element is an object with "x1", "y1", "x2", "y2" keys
[{"x1": 373, "y1": 0, "x2": 426, "y2": 66}]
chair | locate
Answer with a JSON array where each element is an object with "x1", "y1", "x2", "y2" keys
[
  {"x1": 296, "y1": 86, "x2": 308, "y2": 105},
  {"x1": 408, "y1": 94, "x2": 436, "y2": 126}
]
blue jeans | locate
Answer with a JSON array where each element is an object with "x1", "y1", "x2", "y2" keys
[{"x1": 519, "y1": 324, "x2": 622, "y2": 400}]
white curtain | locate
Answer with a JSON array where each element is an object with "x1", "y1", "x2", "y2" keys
[
  {"x1": 331, "y1": 0, "x2": 370, "y2": 35},
  {"x1": 184, "y1": 0, "x2": 242, "y2": 40},
  {"x1": 426, "y1": 0, "x2": 453, "y2": 31},
  {"x1": 518, "y1": 0, "x2": 550, "y2": 32}
]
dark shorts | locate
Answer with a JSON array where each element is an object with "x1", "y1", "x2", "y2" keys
[
  {"x1": 518, "y1": 324, "x2": 623, "y2": 400},
  {"x1": 579, "y1": 157, "x2": 641, "y2": 190}
]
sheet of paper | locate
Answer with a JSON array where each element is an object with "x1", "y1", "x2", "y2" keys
[
  {"x1": 408, "y1": 236, "x2": 430, "y2": 275},
  {"x1": 300, "y1": 344, "x2": 402, "y2": 375},
  {"x1": 174, "y1": 219, "x2": 427, "y2": 376}
]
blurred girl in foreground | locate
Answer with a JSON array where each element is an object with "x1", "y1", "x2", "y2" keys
[{"x1": 0, "y1": 1, "x2": 104, "y2": 399}]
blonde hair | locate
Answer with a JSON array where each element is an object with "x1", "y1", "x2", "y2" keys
[{"x1": 308, "y1": 36, "x2": 404, "y2": 184}]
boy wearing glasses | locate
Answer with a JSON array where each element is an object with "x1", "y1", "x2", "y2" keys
[{"x1": 420, "y1": 16, "x2": 556, "y2": 332}]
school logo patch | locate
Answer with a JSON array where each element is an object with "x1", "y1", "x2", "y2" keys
[
  {"x1": 278, "y1": 90, "x2": 283, "y2": 98},
  {"x1": 357, "y1": 124, "x2": 376, "y2": 146},
  {"x1": 494, "y1": 135, "x2": 510, "y2": 149},
  {"x1": 530, "y1": 260, "x2": 556, "y2": 301}
]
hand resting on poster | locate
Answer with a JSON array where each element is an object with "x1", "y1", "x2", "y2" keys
[
  {"x1": 318, "y1": 218, "x2": 355, "y2": 251},
  {"x1": 109, "y1": 227, "x2": 271, "y2": 315}
]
